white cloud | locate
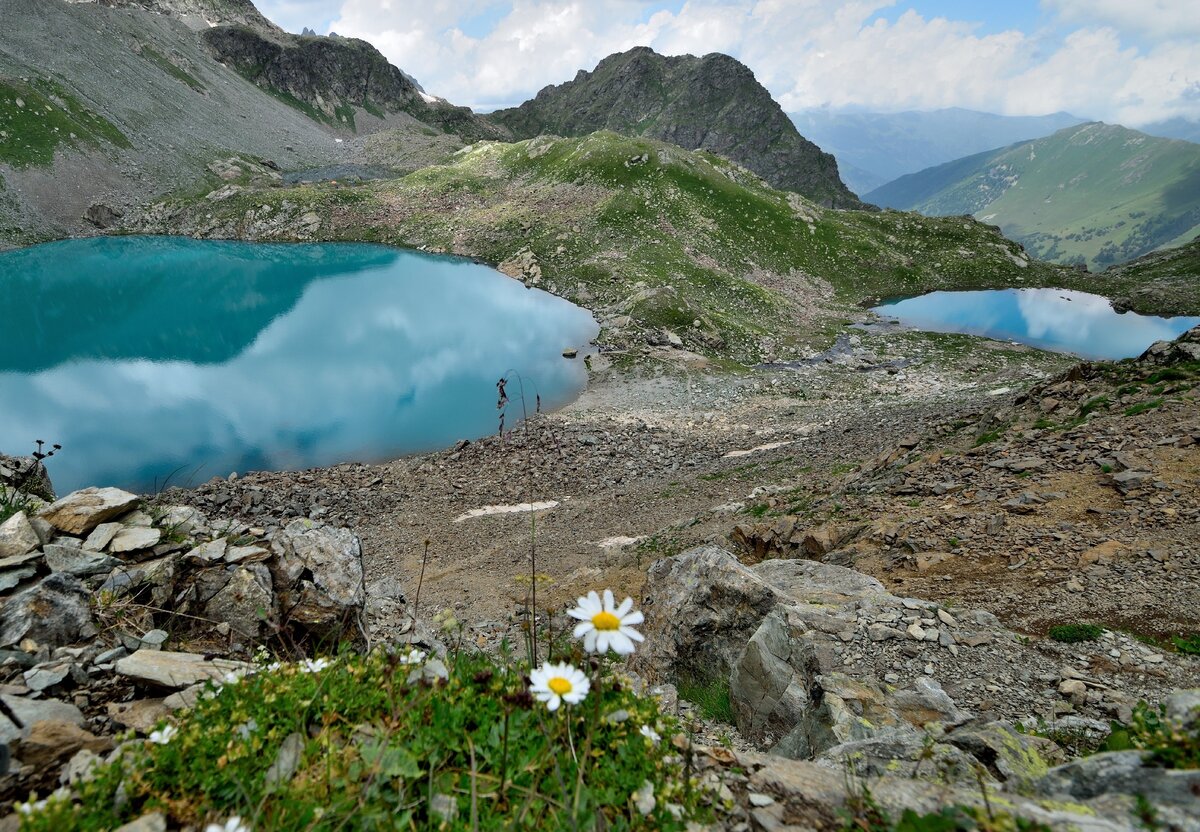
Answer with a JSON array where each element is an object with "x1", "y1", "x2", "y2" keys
[
  {"x1": 320, "y1": 0, "x2": 1200, "y2": 125},
  {"x1": 1043, "y1": 0, "x2": 1200, "y2": 41}
]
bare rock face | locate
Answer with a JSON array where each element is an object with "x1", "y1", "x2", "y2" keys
[
  {"x1": 39, "y1": 487, "x2": 140, "y2": 535},
  {"x1": 0, "y1": 573, "x2": 96, "y2": 647}
]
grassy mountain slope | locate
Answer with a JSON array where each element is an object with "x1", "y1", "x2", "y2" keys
[
  {"x1": 789, "y1": 107, "x2": 1086, "y2": 195},
  {"x1": 866, "y1": 123, "x2": 1200, "y2": 269},
  {"x1": 488, "y1": 47, "x2": 862, "y2": 208},
  {"x1": 1094, "y1": 234, "x2": 1200, "y2": 316},
  {"x1": 129, "y1": 131, "x2": 1074, "y2": 364}
]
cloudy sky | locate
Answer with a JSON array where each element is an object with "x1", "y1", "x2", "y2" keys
[{"x1": 255, "y1": 0, "x2": 1200, "y2": 126}]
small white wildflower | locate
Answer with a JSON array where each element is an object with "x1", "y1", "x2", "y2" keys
[
  {"x1": 300, "y1": 657, "x2": 332, "y2": 673},
  {"x1": 205, "y1": 817, "x2": 251, "y2": 832},
  {"x1": 222, "y1": 668, "x2": 249, "y2": 685},
  {"x1": 16, "y1": 798, "x2": 47, "y2": 816},
  {"x1": 148, "y1": 725, "x2": 177, "y2": 745},
  {"x1": 266, "y1": 661, "x2": 282, "y2": 672},
  {"x1": 398, "y1": 648, "x2": 427, "y2": 665},
  {"x1": 568, "y1": 589, "x2": 645, "y2": 655},
  {"x1": 529, "y1": 662, "x2": 590, "y2": 712},
  {"x1": 639, "y1": 724, "x2": 661, "y2": 744},
  {"x1": 235, "y1": 718, "x2": 258, "y2": 740}
]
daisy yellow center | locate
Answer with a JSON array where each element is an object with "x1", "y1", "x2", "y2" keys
[
  {"x1": 592, "y1": 610, "x2": 621, "y2": 631},
  {"x1": 548, "y1": 677, "x2": 573, "y2": 696}
]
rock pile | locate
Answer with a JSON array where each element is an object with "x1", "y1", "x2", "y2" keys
[{"x1": 635, "y1": 545, "x2": 1200, "y2": 829}]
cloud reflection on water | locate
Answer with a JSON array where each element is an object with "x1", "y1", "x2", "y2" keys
[
  {"x1": 877, "y1": 288, "x2": 1200, "y2": 361},
  {"x1": 0, "y1": 239, "x2": 597, "y2": 492}
]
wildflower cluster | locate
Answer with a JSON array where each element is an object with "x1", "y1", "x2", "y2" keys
[
  {"x1": 16, "y1": 591, "x2": 695, "y2": 831},
  {"x1": 528, "y1": 588, "x2": 645, "y2": 713}
]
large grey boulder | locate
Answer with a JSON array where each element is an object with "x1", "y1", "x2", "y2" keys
[
  {"x1": 270, "y1": 519, "x2": 365, "y2": 639},
  {"x1": 0, "y1": 574, "x2": 96, "y2": 647},
  {"x1": 39, "y1": 487, "x2": 139, "y2": 535},
  {"x1": 634, "y1": 545, "x2": 884, "y2": 685}
]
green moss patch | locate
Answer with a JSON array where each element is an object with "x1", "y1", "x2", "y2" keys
[{"x1": 0, "y1": 78, "x2": 130, "y2": 167}]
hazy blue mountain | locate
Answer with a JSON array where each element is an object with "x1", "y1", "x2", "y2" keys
[
  {"x1": 789, "y1": 107, "x2": 1087, "y2": 194},
  {"x1": 1138, "y1": 117, "x2": 1200, "y2": 145}
]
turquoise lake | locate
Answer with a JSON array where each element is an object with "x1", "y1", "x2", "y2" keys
[
  {"x1": 0, "y1": 237, "x2": 598, "y2": 492},
  {"x1": 874, "y1": 288, "x2": 1200, "y2": 360}
]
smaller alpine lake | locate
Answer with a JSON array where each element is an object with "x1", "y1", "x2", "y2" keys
[
  {"x1": 874, "y1": 288, "x2": 1200, "y2": 361},
  {"x1": 0, "y1": 237, "x2": 598, "y2": 492}
]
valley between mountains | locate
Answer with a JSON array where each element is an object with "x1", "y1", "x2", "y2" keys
[{"x1": 0, "y1": 1, "x2": 1198, "y2": 829}]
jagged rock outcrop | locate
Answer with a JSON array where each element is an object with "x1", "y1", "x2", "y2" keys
[
  {"x1": 202, "y1": 26, "x2": 503, "y2": 140},
  {"x1": 489, "y1": 46, "x2": 863, "y2": 207}
]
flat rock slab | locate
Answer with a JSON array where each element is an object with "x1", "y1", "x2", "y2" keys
[
  {"x1": 39, "y1": 487, "x2": 139, "y2": 535},
  {"x1": 0, "y1": 694, "x2": 85, "y2": 744},
  {"x1": 115, "y1": 649, "x2": 252, "y2": 690},
  {"x1": 43, "y1": 544, "x2": 121, "y2": 576},
  {"x1": 109, "y1": 526, "x2": 162, "y2": 554}
]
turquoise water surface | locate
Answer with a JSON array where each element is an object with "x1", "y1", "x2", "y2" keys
[
  {"x1": 0, "y1": 237, "x2": 597, "y2": 492},
  {"x1": 874, "y1": 288, "x2": 1200, "y2": 360}
]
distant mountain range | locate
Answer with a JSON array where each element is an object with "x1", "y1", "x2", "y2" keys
[
  {"x1": 865, "y1": 123, "x2": 1200, "y2": 269},
  {"x1": 789, "y1": 108, "x2": 1089, "y2": 194},
  {"x1": 489, "y1": 47, "x2": 862, "y2": 208}
]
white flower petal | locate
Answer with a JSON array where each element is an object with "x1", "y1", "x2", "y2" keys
[
  {"x1": 572, "y1": 621, "x2": 592, "y2": 638},
  {"x1": 616, "y1": 596, "x2": 634, "y2": 617},
  {"x1": 622, "y1": 610, "x2": 644, "y2": 626},
  {"x1": 621, "y1": 625, "x2": 645, "y2": 643},
  {"x1": 602, "y1": 588, "x2": 615, "y2": 611},
  {"x1": 609, "y1": 631, "x2": 635, "y2": 655}
]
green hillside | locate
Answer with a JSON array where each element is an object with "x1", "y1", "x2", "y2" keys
[
  {"x1": 131, "y1": 131, "x2": 1075, "y2": 364},
  {"x1": 866, "y1": 123, "x2": 1200, "y2": 270}
]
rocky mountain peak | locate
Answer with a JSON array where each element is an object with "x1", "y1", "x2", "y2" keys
[{"x1": 489, "y1": 46, "x2": 863, "y2": 208}]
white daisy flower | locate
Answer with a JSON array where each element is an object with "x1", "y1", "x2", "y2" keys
[
  {"x1": 568, "y1": 589, "x2": 645, "y2": 655},
  {"x1": 529, "y1": 662, "x2": 590, "y2": 712},
  {"x1": 300, "y1": 657, "x2": 332, "y2": 673},
  {"x1": 205, "y1": 817, "x2": 251, "y2": 832},
  {"x1": 148, "y1": 725, "x2": 177, "y2": 745},
  {"x1": 639, "y1": 724, "x2": 661, "y2": 744}
]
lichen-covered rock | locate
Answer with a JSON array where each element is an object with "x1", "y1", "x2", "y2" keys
[
  {"x1": 0, "y1": 574, "x2": 96, "y2": 647},
  {"x1": 39, "y1": 487, "x2": 139, "y2": 535}
]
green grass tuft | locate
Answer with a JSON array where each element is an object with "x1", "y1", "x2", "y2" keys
[{"x1": 1048, "y1": 624, "x2": 1103, "y2": 643}]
